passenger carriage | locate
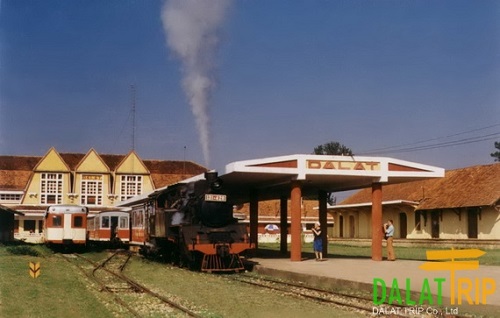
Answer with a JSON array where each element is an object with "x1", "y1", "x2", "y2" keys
[
  {"x1": 44, "y1": 205, "x2": 88, "y2": 246},
  {"x1": 87, "y1": 211, "x2": 130, "y2": 243}
]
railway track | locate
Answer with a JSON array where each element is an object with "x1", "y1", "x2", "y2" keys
[
  {"x1": 59, "y1": 250, "x2": 203, "y2": 318},
  {"x1": 230, "y1": 274, "x2": 467, "y2": 318}
]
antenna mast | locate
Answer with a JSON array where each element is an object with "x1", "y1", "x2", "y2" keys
[{"x1": 130, "y1": 84, "x2": 136, "y2": 151}]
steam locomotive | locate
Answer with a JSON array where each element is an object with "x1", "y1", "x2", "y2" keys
[{"x1": 124, "y1": 171, "x2": 254, "y2": 272}]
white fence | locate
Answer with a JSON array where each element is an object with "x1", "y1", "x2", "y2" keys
[
  {"x1": 257, "y1": 233, "x2": 314, "y2": 243},
  {"x1": 14, "y1": 232, "x2": 44, "y2": 244}
]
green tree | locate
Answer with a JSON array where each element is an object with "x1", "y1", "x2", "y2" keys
[
  {"x1": 491, "y1": 141, "x2": 500, "y2": 162},
  {"x1": 313, "y1": 141, "x2": 353, "y2": 156}
]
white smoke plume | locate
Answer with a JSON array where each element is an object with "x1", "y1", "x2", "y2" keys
[{"x1": 161, "y1": 0, "x2": 232, "y2": 167}]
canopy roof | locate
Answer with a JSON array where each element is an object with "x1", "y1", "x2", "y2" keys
[
  {"x1": 119, "y1": 154, "x2": 444, "y2": 207},
  {"x1": 220, "y1": 154, "x2": 444, "y2": 204}
]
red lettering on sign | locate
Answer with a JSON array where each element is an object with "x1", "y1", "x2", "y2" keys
[
  {"x1": 353, "y1": 162, "x2": 366, "y2": 170},
  {"x1": 307, "y1": 160, "x2": 379, "y2": 171},
  {"x1": 337, "y1": 161, "x2": 350, "y2": 170},
  {"x1": 365, "y1": 162, "x2": 378, "y2": 170},
  {"x1": 308, "y1": 161, "x2": 321, "y2": 169},
  {"x1": 323, "y1": 161, "x2": 336, "y2": 169}
]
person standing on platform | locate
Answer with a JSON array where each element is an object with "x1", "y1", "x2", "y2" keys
[
  {"x1": 384, "y1": 220, "x2": 396, "y2": 261},
  {"x1": 312, "y1": 222, "x2": 324, "y2": 261}
]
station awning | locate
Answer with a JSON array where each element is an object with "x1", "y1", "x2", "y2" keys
[{"x1": 220, "y1": 154, "x2": 444, "y2": 203}]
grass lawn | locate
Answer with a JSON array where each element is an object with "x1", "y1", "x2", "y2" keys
[
  {"x1": 0, "y1": 243, "x2": 363, "y2": 318},
  {"x1": 0, "y1": 244, "x2": 116, "y2": 318},
  {"x1": 2, "y1": 242, "x2": 498, "y2": 318}
]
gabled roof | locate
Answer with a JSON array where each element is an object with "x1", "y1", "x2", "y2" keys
[
  {"x1": 34, "y1": 147, "x2": 71, "y2": 172},
  {"x1": 114, "y1": 150, "x2": 150, "y2": 174},
  {"x1": 0, "y1": 151, "x2": 207, "y2": 191},
  {"x1": 75, "y1": 149, "x2": 110, "y2": 173},
  {"x1": 338, "y1": 163, "x2": 500, "y2": 210}
]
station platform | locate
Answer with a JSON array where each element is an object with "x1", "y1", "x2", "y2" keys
[{"x1": 247, "y1": 252, "x2": 500, "y2": 316}]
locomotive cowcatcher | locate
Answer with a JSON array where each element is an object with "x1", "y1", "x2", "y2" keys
[{"x1": 127, "y1": 171, "x2": 254, "y2": 272}]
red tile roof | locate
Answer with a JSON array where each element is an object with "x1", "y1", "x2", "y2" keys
[
  {"x1": 0, "y1": 152, "x2": 207, "y2": 191},
  {"x1": 339, "y1": 163, "x2": 500, "y2": 210}
]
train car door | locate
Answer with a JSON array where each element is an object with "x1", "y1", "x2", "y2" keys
[
  {"x1": 111, "y1": 216, "x2": 118, "y2": 240},
  {"x1": 63, "y1": 213, "x2": 72, "y2": 240}
]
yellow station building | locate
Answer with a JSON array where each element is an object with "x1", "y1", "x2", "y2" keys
[{"x1": 0, "y1": 147, "x2": 207, "y2": 243}]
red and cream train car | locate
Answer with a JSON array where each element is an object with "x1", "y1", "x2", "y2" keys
[
  {"x1": 44, "y1": 205, "x2": 88, "y2": 246},
  {"x1": 87, "y1": 211, "x2": 130, "y2": 243},
  {"x1": 130, "y1": 205, "x2": 147, "y2": 247}
]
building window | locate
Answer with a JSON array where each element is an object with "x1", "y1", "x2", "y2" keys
[
  {"x1": 81, "y1": 175, "x2": 103, "y2": 206},
  {"x1": 24, "y1": 220, "x2": 36, "y2": 233},
  {"x1": 120, "y1": 175, "x2": 142, "y2": 201},
  {"x1": 0, "y1": 193, "x2": 22, "y2": 203},
  {"x1": 415, "y1": 211, "x2": 421, "y2": 231},
  {"x1": 40, "y1": 173, "x2": 63, "y2": 205}
]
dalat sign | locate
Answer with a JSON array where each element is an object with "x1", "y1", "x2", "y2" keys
[{"x1": 307, "y1": 160, "x2": 380, "y2": 171}]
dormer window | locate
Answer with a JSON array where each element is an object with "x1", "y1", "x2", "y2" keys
[
  {"x1": 120, "y1": 175, "x2": 142, "y2": 201},
  {"x1": 40, "y1": 173, "x2": 63, "y2": 205},
  {"x1": 80, "y1": 175, "x2": 103, "y2": 206}
]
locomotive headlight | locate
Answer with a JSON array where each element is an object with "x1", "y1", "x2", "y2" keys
[{"x1": 210, "y1": 178, "x2": 223, "y2": 191}]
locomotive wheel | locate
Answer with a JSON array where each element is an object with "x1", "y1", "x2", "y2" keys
[{"x1": 187, "y1": 252, "x2": 203, "y2": 271}]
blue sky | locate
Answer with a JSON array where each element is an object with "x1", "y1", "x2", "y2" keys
[{"x1": 0, "y1": 0, "x2": 499, "y2": 174}]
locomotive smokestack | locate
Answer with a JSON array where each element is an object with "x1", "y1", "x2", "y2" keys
[
  {"x1": 204, "y1": 171, "x2": 218, "y2": 182},
  {"x1": 205, "y1": 171, "x2": 222, "y2": 192}
]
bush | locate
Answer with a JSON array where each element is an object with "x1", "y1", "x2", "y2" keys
[{"x1": 6, "y1": 245, "x2": 40, "y2": 257}]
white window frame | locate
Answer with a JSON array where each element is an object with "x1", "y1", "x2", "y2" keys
[
  {"x1": 119, "y1": 175, "x2": 142, "y2": 201},
  {"x1": 0, "y1": 191, "x2": 23, "y2": 203},
  {"x1": 40, "y1": 173, "x2": 63, "y2": 205},
  {"x1": 119, "y1": 216, "x2": 128, "y2": 229},
  {"x1": 80, "y1": 175, "x2": 103, "y2": 206}
]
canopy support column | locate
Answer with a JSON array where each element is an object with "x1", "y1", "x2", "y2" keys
[
  {"x1": 371, "y1": 182, "x2": 383, "y2": 261},
  {"x1": 250, "y1": 189, "x2": 259, "y2": 252},
  {"x1": 280, "y1": 196, "x2": 288, "y2": 254},
  {"x1": 290, "y1": 180, "x2": 302, "y2": 261}
]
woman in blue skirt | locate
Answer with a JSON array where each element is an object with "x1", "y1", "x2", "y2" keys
[{"x1": 312, "y1": 222, "x2": 324, "y2": 261}]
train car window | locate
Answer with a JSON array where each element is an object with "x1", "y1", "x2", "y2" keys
[
  {"x1": 74, "y1": 216, "x2": 83, "y2": 228},
  {"x1": 132, "y1": 210, "x2": 143, "y2": 227},
  {"x1": 119, "y1": 216, "x2": 128, "y2": 229},
  {"x1": 101, "y1": 216, "x2": 110, "y2": 228},
  {"x1": 52, "y1": 215, "x2": 62, "y2": 227}
]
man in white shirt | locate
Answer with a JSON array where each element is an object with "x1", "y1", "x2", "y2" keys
[{"x1": 384, "y1": 220, "x2": 396, "y2": 261}]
